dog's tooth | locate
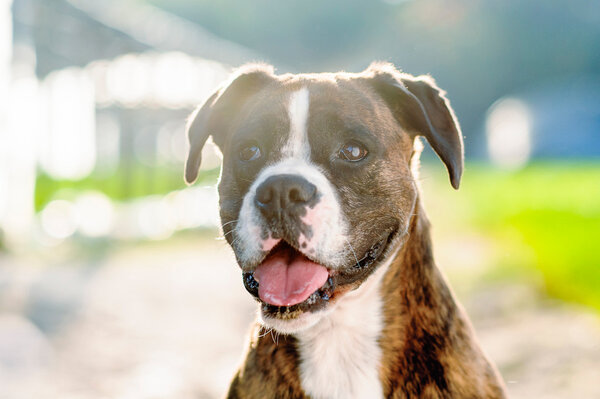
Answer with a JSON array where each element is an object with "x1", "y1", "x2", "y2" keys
[
  {"x1": 326, "y1": 276, "x2": 334, "y2": 289},
  {"x1": 307, "y1": 291, "x2": 319, "y2": 305}
]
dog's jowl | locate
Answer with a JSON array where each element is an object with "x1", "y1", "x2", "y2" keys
[{"x1": 184, "y1": 63, "x2": 507, "y2": 398}]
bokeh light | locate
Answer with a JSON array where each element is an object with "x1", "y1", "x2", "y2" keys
[
  {"x1": 486, "y1": 98, "x2": 533, "y2": 169},
  {"x1": 40, "y1": 200, "x2": 77, "y2": 240}
]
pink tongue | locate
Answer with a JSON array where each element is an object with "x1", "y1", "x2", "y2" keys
[{"x1": 254, "y1": 251, "x2": 329, "y2": 307}]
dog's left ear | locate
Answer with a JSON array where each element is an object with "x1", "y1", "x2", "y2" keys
[
  {"x1": 364, "y1": 63, "x2": 464, "y2": 189},
  {"x1": 185, "y1": 64, "x2": 276, "y2": 185}
]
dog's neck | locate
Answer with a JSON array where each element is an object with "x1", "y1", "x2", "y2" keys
[
  {"x1": 295, "y1": 238, "x2": 392, "y2": 398},
  {"x1": 378, "y1": 202, "x2": 459, "y2": 396},
  {"x1": 237, "y1": 201, "x2": 503, "y2": 398},
  {"x1": 294, "y1": 200, "x2": 456, "y2": 398}
]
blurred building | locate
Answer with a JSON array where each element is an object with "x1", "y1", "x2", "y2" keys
[
  {"x1": 485, "y1": 77, "x2": 600, "y2": 169},
  {"x1": 0, "y1": 0, "x2": 262, "y2": 249}
]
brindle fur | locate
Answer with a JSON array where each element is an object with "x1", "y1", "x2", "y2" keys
[{"x1": 227, "y1": 201, "x2": 506, "y2": 398}]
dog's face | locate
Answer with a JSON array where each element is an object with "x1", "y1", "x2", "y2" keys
[{"x1": 185, "y1": 63, "x2": 463, "y2": 333}]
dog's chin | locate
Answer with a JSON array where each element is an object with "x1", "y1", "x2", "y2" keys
[
  {"x1": 240, "y1": 228, "x2": 397, "y2": 334},
  {"x1": 258, "y1": 306, "x2": 331, "y2": 334}
]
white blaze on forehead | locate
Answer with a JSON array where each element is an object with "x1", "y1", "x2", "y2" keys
[{"x1": 284, "y1": 87, "x2": 310, "y2": 159}]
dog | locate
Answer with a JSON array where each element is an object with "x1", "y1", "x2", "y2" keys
[{"x1": 184, "y1": 62, "x2": 507, "y2": 398}]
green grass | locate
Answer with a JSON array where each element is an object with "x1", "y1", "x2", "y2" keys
[
  {"x1": 34, "y1": 165, "x2": 220, "y2": 212},
  {"x1": 424, "y1": 161, "x2": 600, "y2": 311}
]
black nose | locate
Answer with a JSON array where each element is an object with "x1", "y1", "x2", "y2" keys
[{"x1": 255, "y1": 174, "x2": 317, "y2": 219}]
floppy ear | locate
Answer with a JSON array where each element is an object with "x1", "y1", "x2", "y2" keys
[
  {"x1": 184, "y1": 64, "x2": 276, "y2": 185},
  {"x1": 365, "y1": 63, "x2": 464, "y2": 189}
]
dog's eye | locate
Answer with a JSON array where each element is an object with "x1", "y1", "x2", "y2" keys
[
  {"x1": 239, "y1": 143, "x2": 262, "y2": 162},
  {"x1": 338, "y1": 142, "x2": 368, "y2": 162}
]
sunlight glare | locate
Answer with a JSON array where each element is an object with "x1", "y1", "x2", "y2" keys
[{"x1": 41, "y1": 68, "x2": 96, "y2": 180}]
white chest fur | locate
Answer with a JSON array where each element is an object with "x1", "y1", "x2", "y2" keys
[{"x1": 296, "y1": 260, "x2": 390, "y2": 399}]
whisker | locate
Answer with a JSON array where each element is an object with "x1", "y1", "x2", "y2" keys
[
  {"x1": 222, "y1": 229, "x2": 236, "y2": 237},
  {"x1": 259, "y1": 327, "x2": 273, "y2": 338},
  {"x1": 230, "y1": 236, "x2": 242, "y2": 248},
  {"x1": 345, "y1": 237, "x2": 360, "y2": 268},
  {"x1": 221, "y1": 219, "x2": 239, "y2": 228}
]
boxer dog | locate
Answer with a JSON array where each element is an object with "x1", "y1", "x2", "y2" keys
[{"x1": 184, "y1": 62, "x2": 507, "y2": 398}]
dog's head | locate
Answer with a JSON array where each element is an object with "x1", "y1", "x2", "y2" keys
[{"x1": 184, "y1": 63, "x2": 463, "y2": 333}]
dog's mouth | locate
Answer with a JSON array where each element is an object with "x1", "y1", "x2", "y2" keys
[{"x1": 242, "y1": 229, "x2": 396, "y2": 319}]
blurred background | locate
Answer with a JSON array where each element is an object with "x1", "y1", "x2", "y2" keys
[{"x1": 0, "y1": 0, "x2": 599, "y2": 398}]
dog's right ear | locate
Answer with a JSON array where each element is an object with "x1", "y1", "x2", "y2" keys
[
  {"x1": 363, "y1": 62, "x2": 464, "y2": 189},
  {"x1": 184, "y1": 64, "x2": 276, "y2": 185}
]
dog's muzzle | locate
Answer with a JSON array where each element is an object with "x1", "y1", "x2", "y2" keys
[{"x1": 233, "y1": 167, "x2": 397, "y2": 319}]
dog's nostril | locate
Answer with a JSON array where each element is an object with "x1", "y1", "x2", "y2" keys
[
  {"x1": 255, "y1": 185, "x2": 273, "y2": 206},
  {"x1": 287, "y1": 183, "x2": 316, "y2": 204},
  {"x1": 288, "y1": 188, "x2": 303, "y2": 203}
]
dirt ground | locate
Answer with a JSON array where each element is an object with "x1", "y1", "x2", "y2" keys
[{"x1": 1, "y1": 236, "x2": 599, "y2": 399}]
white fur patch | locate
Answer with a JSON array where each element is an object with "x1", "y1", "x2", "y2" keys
[
  {"x1": 296, "y1": 253, "x2": 397, "y2": 399},
  {"x1": 284, "y1": 87, "x2": 310, "y2": 159}
]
